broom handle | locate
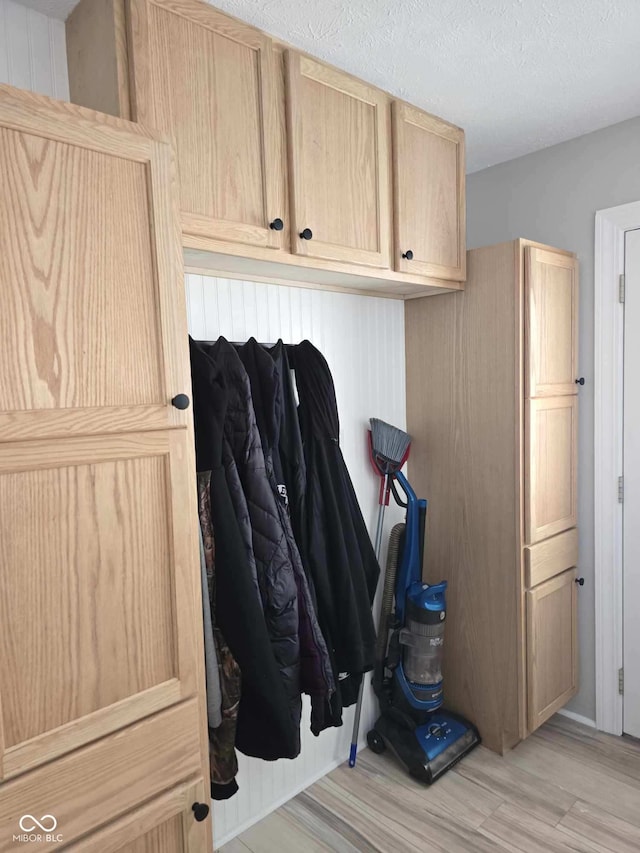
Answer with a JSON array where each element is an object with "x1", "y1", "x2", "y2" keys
[{"x1": 349, "y1": 475, "x2": 388, "y2": 767}]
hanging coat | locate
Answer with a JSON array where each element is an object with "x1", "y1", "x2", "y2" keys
[
  {"x1": 198, "y1": 522, "x2": 222, "y2": 730},
  {"x1": 237, "y1": 338, "x2": 335, "y2": 715},
  {"x1": 204, "y1": 337, "x2": 302, "y2": 750},
  {"x1": 267, "y1": 340, "x2": 307, "y2": 548},
  {"x1": 197, "y1": 472, "x2": 240, "y2": 799},
  {"x1": 288, "y1": 340, "x2": 380, "y2": 730},
  {"x1": 190, "y1": 339, "x2": 301, "y2": 773}
]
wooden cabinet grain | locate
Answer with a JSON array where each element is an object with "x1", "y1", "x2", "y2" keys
[
  {"x1": 392, "y1": 102, "x2": 465, "y2": 281},
  {"x1": 61, "y1": 779, "x2": 209, "y2": 853},
  {"x1": 525, "y1": 395, "x2": 578, "y2": 544},
  {"x1": 525, "y1": 247, "x2": 579, "y2": 397},
  {"x1": 406, "y1": 239, "x2": 579, "y2": 753},
  {"x1": 0, "y1": 83, "x2": 211, "y2": 850},
  {"x1": 128, "y1": 0, "x2": 286, "y2": 250},
  {"x1": 66, "y1": 0, "x2": 467, "y2": 296},
  {"x1": 69, "y1": 0, "x2": 286, "y2": 252},
  {"x1": 526, "y1": 569, "x2": 578, "y2": 732},
  {"x1": 285, "y1": 52, "x2": 391, "y2": 268}
]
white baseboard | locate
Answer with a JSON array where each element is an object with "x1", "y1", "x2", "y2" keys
[
  {"x1": 557, "y1": 708, "x2": 597, "y2": 729},
  {"x1": 213, "y1": 741, "x2": 367, "y2": 850}
]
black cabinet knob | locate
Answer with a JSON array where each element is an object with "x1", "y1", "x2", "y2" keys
[
  {"x1": 192, "y1": 802, "x2": 210, "y2": 822},
  {"x1": 269, "y1": 217, "x2": 284, "y2": 231},
  {"x1": 575, "y1": 577, "x2": 585, "y2": 586},
  {"x1": 575, "y1": 377, "x2": 585, "y2": 386},
  {"x1": 402, "y1": 250, "x2": 414, "y2": 260},
  {"x1": 299, "y1": 228, "x2": 313, "y2": 240},
  {"x1": 171, "y1": 394, "x2": 190, "y2": 410}
]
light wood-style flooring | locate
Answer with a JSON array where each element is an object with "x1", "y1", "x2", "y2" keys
[{"x1": 221, "y1": 715, "x2": 640, "y2": 852}]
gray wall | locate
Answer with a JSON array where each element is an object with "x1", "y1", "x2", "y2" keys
[{"x1": 466, "y1": 115, "x2": 640, "y2": 720}]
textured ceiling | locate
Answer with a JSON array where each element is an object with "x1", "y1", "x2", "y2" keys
[{"x1": 18, "y1": 0, "x2": 640, "y2": 172}]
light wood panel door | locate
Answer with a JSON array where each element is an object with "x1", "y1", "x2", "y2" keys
[
  {"x1": 0, "y1": 82, "x2": 208, "y2": 843},
  {"x1": 0, "y1": 702, "x2": 205, "y2": 851},
  {"x1": 285, "y1": 51, "x2": 391, "y2": 268},
  {"x1": 127, "y1": 0, "x2": 285, "y2": 250},
  {"x1": 525, "y1": 247, "x2": 579, "y2": 397},
  {"x1": 525, "y1": 396, "x2": 578, "y2": 545},
  {"x1": 392, "y1": 102, "x2": 465, "y2": 281},
  {"x1": 526, "y1": 569, "x2": 578, "y2": 732},
  {"x1": 62, "y1": 778, "x2": 209, "y2": 853}
]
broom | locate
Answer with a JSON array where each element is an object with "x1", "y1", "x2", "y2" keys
[{"x1": 348, "y1": 418, "x2": 411, "y2": 768}]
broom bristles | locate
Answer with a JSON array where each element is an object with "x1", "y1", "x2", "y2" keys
[{"x1": 370, "y1": 418, "x2": 411, "y2": 466}]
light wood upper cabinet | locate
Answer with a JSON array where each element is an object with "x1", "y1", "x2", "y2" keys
[
  {"x1": 285, "y1": 51, "x2": 391, "y2": 268},
  {"x1": 526, "y1": 568, "x2": 578, "y2": 732},
  {"x1": 525, "y1": 395, "x2": 578, "y2": 545},
  {"x1": 67, "y1": 0, "x2": 468, "y2": 294},
  {"x1": 392, "y1": 102, "x2": 465, "y2": 281},
  {"x1": 525, "y1": 247, "x2": 579, "y2": 397},
  {"x1": 0, "y1": 83, "x2": 210, "y2": 848},
  {"x1": 126, "y1": 0, "x2": 285, "y2": 250}
]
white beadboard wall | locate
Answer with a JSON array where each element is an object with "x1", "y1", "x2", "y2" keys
[
  {"x1": 0, "y1": 0, "x2": 68, "y2": 99},
  {"x1": 186, "y1": 274, "x2": 407, "y2": 848}
]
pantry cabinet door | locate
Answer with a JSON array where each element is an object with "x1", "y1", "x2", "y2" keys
[
  {"x1": 525, "y1": 396, "x2": 578, "y2": 545},
  {"x1": 392, "y1": 102, "x2": 465, "y2": 281},
  {"x1": 285, "y1": 51, "x2": 391, "y2": 268},
  {"x1": 61, "y1": 779, "x2": 209, "y2": 853},
  {"x1": 0, "y1": 84, "x2": 207, "y2": 803},
  {"x1": 128, "y1": 0, "x2": 285, "y2": 250},
  {"x1": 525, "y1": 248, "x2": 579, "y2": 397},
  {"x1": 526, "y1": 569, "x2": 578, "y2": 732}
]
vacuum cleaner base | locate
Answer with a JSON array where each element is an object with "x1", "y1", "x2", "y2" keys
[{"x1": 369, "y1": 710, "x2": 480, "y2": 784}]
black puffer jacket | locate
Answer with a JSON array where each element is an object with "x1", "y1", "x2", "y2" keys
[
  {"x1": 206, "y1": 338, "x2": 302, "y2": 746},
  {"x1": 238, "y1": 339, "x2": 335, "y2": 712},
  {"x1": 189, "y1": 339, "x2": 300, "y2": 778}
]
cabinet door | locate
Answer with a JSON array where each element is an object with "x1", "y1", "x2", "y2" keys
[
  {"x1": 0, "y1": 702, "x2": 206, "y2": 851},
  {"x1": 128, "y1": 0, "x2": 285, "y2": 250},
  {"x1": 392, "y1": 102, "x2": 465, "y2": 281},
  {"x1": 526, "y1": 569, "x2": 578, "y2": 732},
  {"x1": 63, "y1": 779, "x2": 209, "y2": 853},
  {"x1": 525, "y1": 396, "x2": 578, "y2": 545},
  {"x1": 285, "y1": 51, "x2": 391, "y2": 268},
  {"x1": 525, "y1": 247, "x2": 579, "y2": 397},
  {"x1": 0, "y1": 82, "x2": 207, "y2": 817}
]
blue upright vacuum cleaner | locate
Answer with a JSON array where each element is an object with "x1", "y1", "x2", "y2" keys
[{"x1": 366, "y1": 464, "x2": 480, "y2": 783}]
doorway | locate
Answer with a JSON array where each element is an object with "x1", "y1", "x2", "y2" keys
[{"x1": 623, "y1": 228, "x2": 640, "y2": 738}]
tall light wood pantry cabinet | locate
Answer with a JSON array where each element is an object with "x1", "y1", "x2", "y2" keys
[
  {"x1": 0, "y1": 86, "x2": 212, "y2": 851},
  {"x1": 406, "y1": 240, "x2": 581, "y2": 753}
]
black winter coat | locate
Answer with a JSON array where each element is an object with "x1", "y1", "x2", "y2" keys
[
  {"x1": 237, "y1": 339, "x2": 335, "y2": 711},
  {"x1": 289, "y1": 341, "x2": 380, "y2": 727},
  {"x1": 205, "y1": 337, "x2": 302, "y2": 747},
  {"x1": 189, "y1": 339, "x2": 300, "y2": 762}
]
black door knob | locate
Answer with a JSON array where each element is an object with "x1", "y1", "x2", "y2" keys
[
  {"x1": 299, "y1": 228, "x2": 313, "y2": 240},
  {"x1": 402, "y1": 250, "x2": 414, "y2": 260},
  {"x1": 575, "y1": 377, "x2": 585, "y2": 386},
  {"x1": 192, "y1": 802, "x2": 210, "y2": 822},
  {"x1": 171, "y1": 394, "x2": 190, "y2": 410},
  {"x1": 575, "y1": 577, "x2": 585, "y2": 586},
  {"x1": 269, "y1": 218, "x2": 284, "y2": 231}
]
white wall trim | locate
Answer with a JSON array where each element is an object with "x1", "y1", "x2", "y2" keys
[
  {"x1": 594, "y1": 200, "x2": 640, "y2": 735},
  {"x1": 557, "y1": 708, "x2": 596, "y2": 729},
  {"x1": 214, "y1": 742, "x2": 368, "y2": 848}
]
